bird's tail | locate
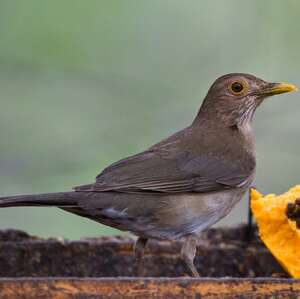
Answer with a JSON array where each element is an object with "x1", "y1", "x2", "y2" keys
[{"x1": 0, "y1": 192, "x2": 82, "y2": 208}]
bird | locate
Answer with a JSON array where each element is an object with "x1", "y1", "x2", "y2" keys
[{"x1": 0, "y1": 73, "x2": 296, "y2": 277}]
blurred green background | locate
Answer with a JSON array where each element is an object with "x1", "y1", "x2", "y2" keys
[{"x1": 0, "y1": 0, "x2": 299, "y2": 239}]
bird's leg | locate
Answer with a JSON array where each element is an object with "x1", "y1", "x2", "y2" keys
[
  {"x1": 181, "y1": 235, "x2": 199, "y2": 277},
  {"x1": 134, "y1": 237, "x2": 148, "y2": 276}
]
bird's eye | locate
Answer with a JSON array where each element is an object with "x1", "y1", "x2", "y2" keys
[{"x1": 229, "y1": 81, "x2": 247, "y2": 95}]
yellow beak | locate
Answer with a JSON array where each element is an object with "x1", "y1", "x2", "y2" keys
[{"x1": 259, "y1": 82, "x2": 298, "y2": 96}]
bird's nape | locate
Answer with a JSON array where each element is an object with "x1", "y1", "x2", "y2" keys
[{"x1": 194, "y1": 73, "x2": 297, "y2": 128}]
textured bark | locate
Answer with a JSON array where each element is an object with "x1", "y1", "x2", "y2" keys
[
  {"x1": 0, "y1": 278, "x2": 299, "y2": 299},
  {"x1": 0, "y1": 225, "x2": 286, "y2": 278},
  {"x1": 0, "y1": 226, "x2": 296, "y2": 298}
]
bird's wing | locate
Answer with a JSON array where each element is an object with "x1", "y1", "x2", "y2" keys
[{"x1": 74, "y1": 148, "x2": 255, "y2": 194}]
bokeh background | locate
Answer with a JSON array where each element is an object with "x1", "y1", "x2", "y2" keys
[{"x1": 0, "y1": 0, "x2": 299, "y2": 239}]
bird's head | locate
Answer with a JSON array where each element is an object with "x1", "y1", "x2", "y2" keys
[{"x1": 196, "y1": 73, "x2": 297, "y2": 128}]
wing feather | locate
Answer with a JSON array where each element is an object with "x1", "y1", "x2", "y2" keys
[{"x1": 74, "y1": 148, "x2": 255, "y2": 194}]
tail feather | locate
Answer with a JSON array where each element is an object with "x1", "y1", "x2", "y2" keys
[{"x1": 0, "y1": 192, "x2": 81, "y2": 207}]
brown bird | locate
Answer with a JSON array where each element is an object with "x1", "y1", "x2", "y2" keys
[{"x1": 0, "y1": 73, "x2": 296, "y2": 277}]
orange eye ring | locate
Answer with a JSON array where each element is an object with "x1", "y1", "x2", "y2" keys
[{"x1": 228, "y1": 81, "x2": 247, "y2": 95}]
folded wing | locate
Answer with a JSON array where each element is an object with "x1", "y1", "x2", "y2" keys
[{"x1": 74, "y1": 148, "x2": 254, "y2": 194}]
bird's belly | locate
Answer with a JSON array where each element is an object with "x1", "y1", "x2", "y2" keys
[{"x1": 143, "y1": 187, "x2": 248, "y2": 239}]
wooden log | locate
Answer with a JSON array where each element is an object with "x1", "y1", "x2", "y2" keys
[
  {"x1": 0, "y1": 277, "x2": 299, "y2": 299},
  {"x1": 0, "y1": 226, "x2": 297, "y2": 298},
  {"x1": 0, "y1": 226, "x2": 285, "y2": 277}
]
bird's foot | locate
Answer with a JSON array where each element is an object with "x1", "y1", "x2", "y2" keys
[
  {"x1": 134, "y1": 237, "x2": 148, "y2": 277},
  {"x1": 181, "y1": 235, "x2": 200, "y2": 277}
]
